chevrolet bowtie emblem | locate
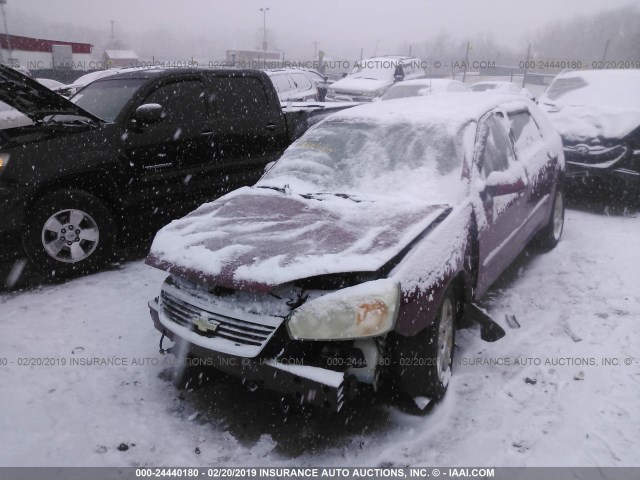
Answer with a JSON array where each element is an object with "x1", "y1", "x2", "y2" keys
[{"x1": 194, "y1": 316, "x2": 219, "y2": 333}]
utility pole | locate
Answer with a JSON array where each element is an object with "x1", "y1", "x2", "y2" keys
[
  {"x1": 522, "y1": 43, "x2": 531, "y2": 88},
  {"x1": 110, "y1": 20, "x2": 115, "y2": 46},
  {"x1": 312, "y1": 41, "x2": 319, "y2": 60},
  {"x1": 0, "y1": 0, "x2": 13, "y2": 64},
  {"x1": 462, "y1": 41, "x2": 470, "y2": 83},
  {"x1": 601, "y1": 39, "x2": 610, "y2": 62},
  {"x1": 260, "y1": 7, "x2": 269, "y2": 52}
]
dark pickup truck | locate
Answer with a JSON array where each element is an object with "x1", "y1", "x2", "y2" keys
[{"x1": 0, "y1": 66, "x2": 350, "y2": 277}]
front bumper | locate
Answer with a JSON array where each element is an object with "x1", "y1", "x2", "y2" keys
[
  {"x1": 564, "y1": 146, "x2": 639, "y2": 179},
  {"x1": 325, "y1": 92, "x2": 377, "y2": 103},
  {"x1": 149, "y1": 297, "x2": 356, "y2": 411},
  {"x1": 0, "y1": 185, "x2": 32, "y2": 262}
]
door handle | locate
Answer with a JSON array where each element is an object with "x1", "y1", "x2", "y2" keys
[
  {"x1": 200, "y1": 131, "x2": 215, "y2": 137},
  {"x1": 264, "y1": 124, "x2": 277, "y2": 131}
]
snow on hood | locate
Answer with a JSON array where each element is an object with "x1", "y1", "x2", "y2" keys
[
  {"x1": 544, "y1": 105, "x2": 640, "y2": 142},
  {"x1": 329, "y1": 77, "x2": 391, "y2": 94},
  {"x1": 539, "y1": 69, "x2": 640, "y2": 142},
  {"x1": 147, "y1": 187, "x2": 448, "y2": 292}
]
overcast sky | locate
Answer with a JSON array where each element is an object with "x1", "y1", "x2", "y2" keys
[{"x1": 5, "y1": 0, "x2": 638, "y2": 60}]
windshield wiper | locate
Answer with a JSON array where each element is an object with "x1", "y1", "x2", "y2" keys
[
  {"x1": 300, "y1": 192, "x2": 361, "y2": 202},
  {"x1": 257, "y1": 185, "x2": 287, "y2": 194}
]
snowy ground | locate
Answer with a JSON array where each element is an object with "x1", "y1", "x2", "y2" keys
[{"x1": 0, "y1": 208, "x2": 638, "y2": 467}]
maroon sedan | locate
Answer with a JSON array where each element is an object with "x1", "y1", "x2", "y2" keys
[{"x1": 146, "y1": 93, "x2": 565, "y2": 411}]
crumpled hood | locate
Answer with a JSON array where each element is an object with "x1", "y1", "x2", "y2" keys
[
  {"x1": 146, "y1": 187, "x2": 448, "y2": 292},
  {"x1": 329, "y1": 77, "x2": 391, "y2": 94},
  {"x1": 0, "y1": 65, "x2": 103, "y2": 123},
  {"x1": 544, "y1": 104, "x2": 640, "y2": 143}
]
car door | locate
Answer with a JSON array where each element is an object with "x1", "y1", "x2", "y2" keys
[
  {"x1": 122, "y1": 76, "x2": 215, "y2": 211},
  {"x1": 507, "y1": 109, "x2": 555, "y2": 244},
  {"x1": 208, "y1": 75, "x2": 289, "y2": 191},
  {"x1": 475, "y1": 112, "x2": 530, "y2": 296}
]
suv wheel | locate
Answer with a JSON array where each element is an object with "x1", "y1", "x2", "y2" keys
[{"x1": 23, "y1": 190, "x2": 116, "y2": 278}]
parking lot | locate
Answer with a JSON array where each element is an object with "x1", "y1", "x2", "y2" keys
[{"x1": 1, "y1": 207, "x2": 638, "y2": 467}]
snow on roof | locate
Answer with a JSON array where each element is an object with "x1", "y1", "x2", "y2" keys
[
  {"x1": 540, "y1": 69, "x2": 640, "y2": 140},
  {"x1": 398, "y1": 79, "x2": 460, "y2": 86},
  {"x1": 330, "y1": 92, "x2": 527, "y2": 127},
  {"x1": 104, "y1": 50, "x2": 138, "y2": 60}
]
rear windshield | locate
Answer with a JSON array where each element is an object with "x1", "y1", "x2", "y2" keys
[{"x1": 70, "y1": 78, "x2": 146, "y2": 122}]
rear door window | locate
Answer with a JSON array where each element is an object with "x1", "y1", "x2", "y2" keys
[{"x1": 211, "y1": 76, "x2": 273, "y2": 119}]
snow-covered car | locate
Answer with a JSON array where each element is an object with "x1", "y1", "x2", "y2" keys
[
  {"x1": 60, "y1": 68, "x2": 125, "y2": 97},
  {"x1": 325, "y1": 55, "x2": 425, "y2": 102},
  {"x1": 471, "y1": 81, "x2": 535, "y2": 101},
  {"x1": 36, "y1": 78, "x2": 66, "y2": 90},
  {"x1": 146, "y1": 93, "x2": 565, "y2": 412},
  {"x1": 380, "y1": 78, "x2": 469, "y2": 101},
  {"x1": 265, "y1": 69, "x2": 323, "y2": 102},
  {"x1": 539, "y1": 69, "x2": 640, "y2": 197}
]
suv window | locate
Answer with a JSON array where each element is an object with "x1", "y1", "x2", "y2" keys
[
  {"x1": 481, "y1": 114, "x2": 515, "y2": 177},
  {"x1": 292, "y1": 73, "x2": 312, "y2": 90},
  {"x1": 509, "y1": 111, "x2": 543, "y2": 153},
  {"x1": 211, "y1": 77, "x2": 271, "y2": 118},
  {"x1": 143, "y1": 80, "x2": 207, "y2": 123},
  {"x1": 271, "y1": 74, "x2": 294, "y2": 93}
]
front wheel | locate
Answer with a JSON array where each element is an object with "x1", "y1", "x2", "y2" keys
[
  {"x1": 392, "y1": 288, "x2": 456, "y2": 400},
  {"x1": 537, "y1": 188, "x2": 564, "y2": 250},
  {"x1": 23, "y1": 190, "x2": 116, "y2": 278}
]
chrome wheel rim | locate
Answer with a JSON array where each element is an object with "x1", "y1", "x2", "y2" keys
[
  {"x1": 41, "y1": 209, "x2": 99, "y2": 263},
  {"x1": 436, "y1": 297, "x2": 454, "y2": 385},
  {"x1": 553, "y1": 191, "x2": 564, "y2": 241}
]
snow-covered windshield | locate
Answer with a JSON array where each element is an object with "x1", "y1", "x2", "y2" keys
[
  {"x1": 70, "y1": 78, "x2": 145, "y2": 122},
  {"x1": 260, "y1": 118, "x2": 467, "y2": 203},
  {"x1": 348, "y1": 60, "x2": 395, "y2": 81},
  {"x1": 541, "y1": 73, "x2": 640, "y2": 109},
  {"x1": 381, "y1": 84, "x2": 427, "y2": 100}
]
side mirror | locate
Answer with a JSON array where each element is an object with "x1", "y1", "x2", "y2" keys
[
  {"x1": 484, "y1": 171, "x2": 527, "y2": 197},
  {"x1": 132, "y1": 103, "x2": 165, "y2": 127}
]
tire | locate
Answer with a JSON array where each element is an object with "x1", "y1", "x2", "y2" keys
[
  {"x1": 536, "y1": 187, "x2": 565, "y2": 250},
  {"x1": 392, "y1": 288, "x2": 457, "y2": 400},
  {"x1": 23, "y1": 190, "x2": 116, "y2": 278}
]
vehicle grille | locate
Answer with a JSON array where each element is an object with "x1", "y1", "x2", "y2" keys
[{"x1": 160, "y1": 291, "x2": 278, "y2": 348}]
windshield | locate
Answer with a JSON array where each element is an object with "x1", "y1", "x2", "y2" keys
[
  {"x1": 348, "y1": 60, "x2": 396, "y2": 81},
  {"x1": 541, "y1": 73, "x2": 640, "y2": 109},
  {"x1": 381, "y1": 84, "x2": 427, "y2": 100},
  {"x1": 471, "y1": 84, "x2": 497, "y2": 92},
  {"x1": 260, "y1": 119, "x2": 466, "y2": 203},
  {"x1": 70, "y1": 78, "x2": 145, "y2": 122}
]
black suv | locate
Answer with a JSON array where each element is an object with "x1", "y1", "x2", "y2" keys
[{"x1": 0, "y1": 66, "x2": 317, "y2": 277}]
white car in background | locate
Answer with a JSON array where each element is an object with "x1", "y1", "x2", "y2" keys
[
  {"x1": 380, "y1": 78, "x2": 469, "y2": 101},
  {"x1": 326, "y1": 55, "x2": 426, "y2": 102},
  {"x1": 266, "y1": 69, "x2": 325, "y2": 102},
  {"x1": 471, "y1": 80, "x2": 535, "y2": 100}
]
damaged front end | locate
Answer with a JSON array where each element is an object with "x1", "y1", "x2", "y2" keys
[{"x1": 148, "y1": 274, "x2": 397, "y2": 412}]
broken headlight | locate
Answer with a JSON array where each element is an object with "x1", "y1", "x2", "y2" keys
[{"x1": 287, "y1": 279, "x2": 401, "y2": 340}]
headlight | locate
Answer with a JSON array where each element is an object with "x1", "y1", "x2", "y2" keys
[
  {"x1": 0, "y1": 153, "x2": 9, "y2": 173},
  {"x1": 287, "y1": 279, "x2": 401, "y2": 340}
]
